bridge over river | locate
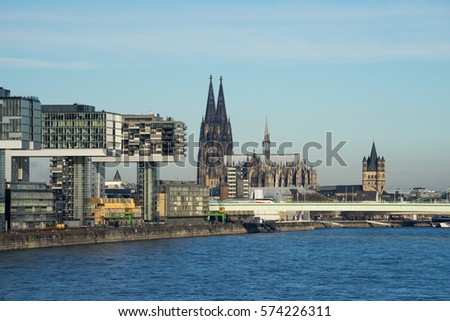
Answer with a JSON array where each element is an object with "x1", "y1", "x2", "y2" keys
[{"x1": 209, "y1": 201, "x2": 450, "y2": 216}]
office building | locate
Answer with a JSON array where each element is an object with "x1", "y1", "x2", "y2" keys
[
  {"x1": 226, "y1": 166, "x2": 249, "y2": 199},
  {"x1": 1, "y1": 87, "x2": 186, "y2": 229},
  {"x1": 0, "y1": 87, "x2": 41, "y2": 150},
  {"x1": 42, "y1": 104, "x2": 122, "y2": 225},
  {"x1": 159, "y1": 181, "x2": 209, "y2": 218},
  {"x1": 0, "y1": 87, "x2": 42, "y2": 231},
  {"x1": 5, "y1": 182, "x2": 55, "y2": 230},
  {"x1": 42, "y1": 104, "x2": 122, "y2": 152}
]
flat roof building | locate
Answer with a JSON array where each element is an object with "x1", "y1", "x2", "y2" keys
[
  {"x1": 42, "y1": 104, "x2": 122, "y2": 225},
  {"x1": 122, "y1": 114, "x2": 186, "y2": 221},
  {"x1": 159, "y1": 181, "x2": 209, "y2": 218},
  {"x1": 0, "y1": 87, "x2": 42, "y2": 231},
  {"x1": 42, "y1": 104, "x2": 122, "y2": 153},
  {"x1": 122, "y1": 113, "x2": 185, "y2": 159},
  {"x1": 5, "y1": 182, "x2": 55, "y2": 230}
]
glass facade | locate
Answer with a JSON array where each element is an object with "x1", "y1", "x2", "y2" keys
[
  {"x1": 42, "y1": 105, "x2": 122, "y2": 225},
  {"x1": 159, "y1": 181, "x2": 209, "y2": 217},
  {"x1": 0, "y1": 89, "x2": 41, "y2": 232},
  {"x1": 0, "y1": 96, "x2": 41, "y2": 149},
  {"x1": 7, "y1": 182, "x2": 55, "y2": 230},
  {"x1": 41, "y1": 104, "x2": 122, "y2": 151},
  {"x1": 0, "y1": 94, "x2": 187, "y2": 230},
  {"x1": 137, "y1": 162, "x2": 160, "y2": 221},
  {"x1": 50, "y1": 156, "x2": 97, "y2": 225}
]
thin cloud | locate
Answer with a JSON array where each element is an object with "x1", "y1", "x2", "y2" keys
[
  {"x1": 1, "y1": 2, "x2": 450, "y2": 64},
  {"x1": 0, "y1": 57, "x2": 98, "y2": 69}
]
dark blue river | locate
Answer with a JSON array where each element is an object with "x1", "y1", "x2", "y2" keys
[{"x1": 1, "y1": 228, "x2": 449, "y2": 301}]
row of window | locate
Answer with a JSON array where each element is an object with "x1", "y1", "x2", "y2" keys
[
  {"x1": 43, "y1": 113, "x2": 107, "y2": 120},
  {"x1": 366, "y1": 174, "x2": 385, "y2": 179}
]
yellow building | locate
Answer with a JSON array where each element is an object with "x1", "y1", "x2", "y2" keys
[{"x1": 89, "y1": 198, "x2": 142, "y2": 226}]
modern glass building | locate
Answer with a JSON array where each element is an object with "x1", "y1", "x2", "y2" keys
[
  {"x1": 0, "y1": 87, "x2": 41, "y2": 150},
  {"x1": 0, "y1": 87, "x2": 42, "y2": 231},
  {"x1": 42, "y1": 104, "x2": 122, "y2": 152},
  {"x1": 5, "y1": 182, "x2": 55, "y2": 230},
  {"x1": 1, "y1": 90, "x2": 187, "y2": 229},
  {"x1": 159, "y1": 181, "x2": 209, "y2": 217},
  {"x1": 42, "y1": 104, "x2": 122, "y2": 225}
]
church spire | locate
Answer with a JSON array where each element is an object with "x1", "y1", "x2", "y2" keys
[
  {"x1": 113, "y1": 170, "x2": 122, "y2": 182},
  {"x1": 367, "y1": 142, "x2": 378, "y2": 171},
  {"x1": 216, "y1": 76, "x2": 228, "y2": 123},
  {"x1": 205, "y1": 75, "x2": 216, "y2": 123},
  {"x1": 264, "y1": 115, "x2": 270, "y2": 142},
  {"x1": 263, "y1": 115, "x2": 271, "y2": 160}
]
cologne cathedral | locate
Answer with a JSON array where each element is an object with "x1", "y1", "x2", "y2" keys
[
  {"x1": 197, "y1": 76, "x2": 233, "y2": 187},
  {"x1": 197, "y1": 76, "x2": 318, "y2": 190}
]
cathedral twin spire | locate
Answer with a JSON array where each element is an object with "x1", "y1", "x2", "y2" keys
[
  {"x1": 198, "y1": 75, "x2": 234, "y2": 185},
  {"x1": 204, "y1": 75, "x2": 228, "y2": 125}
]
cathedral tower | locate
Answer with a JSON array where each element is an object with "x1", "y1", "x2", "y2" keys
[
  {"x1": 362, "y1": 142, "x2": 386, "y2": 195},
  {"x1": 197, "y1": 76, "x2": 233, "y2": 187}
]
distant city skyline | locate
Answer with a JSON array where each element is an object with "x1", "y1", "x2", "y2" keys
[{"x1": 2, "y1": 0, "x2": 450, "y2": 191}]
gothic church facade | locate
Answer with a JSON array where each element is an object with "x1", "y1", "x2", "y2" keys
[{"x1": 197, "y1": 76, "x2": 318, "y2": 191}]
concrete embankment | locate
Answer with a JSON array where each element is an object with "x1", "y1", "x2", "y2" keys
[
  {"x1": 0, "y1": 223, "x2": 248, "y2": 251},
  {"x1": 0, "y1": 220, "x2": 432, "y2": 251}
]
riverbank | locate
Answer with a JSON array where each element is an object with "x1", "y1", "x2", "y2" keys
[{"x1": 0, "y1": 220, "x2": 432, "y2": 251}]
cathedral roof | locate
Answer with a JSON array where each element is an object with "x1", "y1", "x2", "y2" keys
[{"x1": 232, "y1": 154, "x2": 303, "y2": 166}]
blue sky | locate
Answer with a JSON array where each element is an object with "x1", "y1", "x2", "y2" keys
[{"x1": 1, "y1": 0, "x2": 450, "y2": 191}]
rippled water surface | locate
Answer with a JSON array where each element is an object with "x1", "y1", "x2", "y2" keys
[{"x1": 1, "y1": 228, "x2": 450, "y2": 301}]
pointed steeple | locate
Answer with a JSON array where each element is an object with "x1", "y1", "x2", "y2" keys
[
  {"x1": 216, "y1": 76, "x2": 228, "y2": 123},
  {"x1": 264, "y1": 115, "x2": 270, "y2": 142},
  {"x1": 113, "y1": 170, "x2": 122, "y2": 182},
  {"x1": 205, "y1": 75, "x2": 216, "y2": 123},
  {"x1": 370, "y1": 142, "x2": 377, "y2": 159},
  {"x1": 367, "y1": 142, "x2": 378, "y2": 171},
  {"x1": 263, "y1": 115, "x2": 271, "y2": 160}
]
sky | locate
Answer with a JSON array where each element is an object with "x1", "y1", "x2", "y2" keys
[{"x1": 1, "y1": 0, "x2": 450, "y2": 192}]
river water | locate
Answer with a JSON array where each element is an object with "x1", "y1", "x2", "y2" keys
[{"x1": 1, "y1": 227, "x2": 449, "y2": 301}]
